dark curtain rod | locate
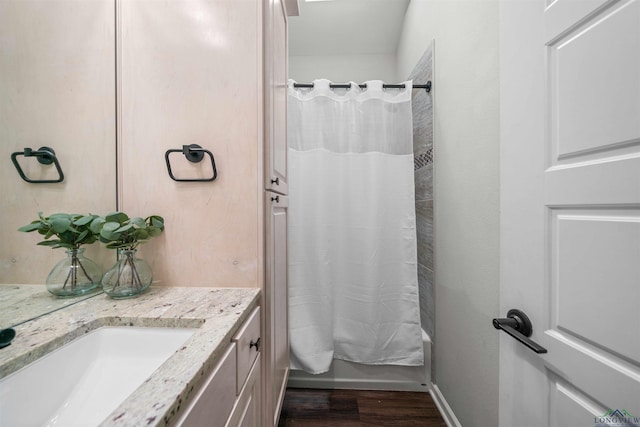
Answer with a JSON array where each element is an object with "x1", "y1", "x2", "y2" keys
[{"x1": 293, "y1": 80, "x2": 431, "y2": 93}]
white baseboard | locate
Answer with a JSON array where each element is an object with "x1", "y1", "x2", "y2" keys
[{"x1": 430, "y1": 384, "x2": 462, "y2": 427}]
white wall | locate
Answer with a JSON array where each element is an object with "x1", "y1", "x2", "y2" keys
[
  {"x1": 289, "y1": 53, "x2": 396, "y2": 83},
  {"x1": 396, "y1": 1, "x2": 500, "y2": 426}
]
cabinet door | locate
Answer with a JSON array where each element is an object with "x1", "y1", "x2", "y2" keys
[
  {"x1": 227, "y1": 354, "x2": 261, "y2": 427},
  {"x1": 264, "y1": 192, "x2": 289, "y2": 426},
  {"x1": 264, "y1": 0, "x2": 288, "y2": 194},
  {"x1": 177, "y1": 343, "x2": 237, "y2": 427}
]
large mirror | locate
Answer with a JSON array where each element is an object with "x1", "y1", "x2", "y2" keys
[{"x1": 0, "y1": 1, "x2": 117, "y2": 327}]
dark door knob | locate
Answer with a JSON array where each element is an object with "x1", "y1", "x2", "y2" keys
[{"x1": 493, "y1": 309, "x2": 547, "y2": 354}]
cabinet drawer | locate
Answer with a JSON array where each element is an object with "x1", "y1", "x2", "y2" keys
[
  {"x1": 177, "y1": 343, "x2": 237, "y2": 427},
  {"x1": 231, "y1": 307, "x2": 261, "y2": 395}
]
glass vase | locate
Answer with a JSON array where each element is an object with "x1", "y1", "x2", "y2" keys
[
  {"x1": 101, "y1": 248, "x2": 152, "y2": 299},
  {"x1": 46, "y1": 248, "x2": 101, "y2": 297}
]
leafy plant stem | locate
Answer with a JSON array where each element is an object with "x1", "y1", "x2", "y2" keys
[
  {"x1": 62, "y1": 253, "x2": 95, "y2": 290},
  {"x1": 113, "y1": 252, "x2": 143, "y2": 291}
]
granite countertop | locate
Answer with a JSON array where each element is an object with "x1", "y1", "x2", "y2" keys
[
  {"x1": 0, "y1": 286, "x2": 260, "y2": 427},
  {"x1": 0, "y1": 284, "x2": 100, "y2": 328}
]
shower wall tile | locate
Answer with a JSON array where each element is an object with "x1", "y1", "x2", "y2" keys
[
  {"x1": 412, "y1": 95, "x2": 433, "y2": 158},
  {"x1": 418, "y1": 263, "x2": 435, "y2": 339},
  {"x1": 416, "y1": 199, "x2": 434, "y2": 271},
  {"x1": 414, "y1": 148, "x2": 433, "y2": 170},
  {"x1": 410, "y1": 46, "x2": 433, "y2": 159},
  {"x1": 409, "y1": 42, "x2": 434, "y2": 338},
  {"x1": 415, "y1": 164, "x2": 433, "y2": 202}
]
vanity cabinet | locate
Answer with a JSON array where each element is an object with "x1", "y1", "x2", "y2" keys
[{"x1": 176, "y1": 307, "x2": 261, "y2": 427}]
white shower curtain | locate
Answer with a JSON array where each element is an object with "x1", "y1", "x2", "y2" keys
[{"x1": 288, "y1": 79, "x2": 424, "y2": 374}]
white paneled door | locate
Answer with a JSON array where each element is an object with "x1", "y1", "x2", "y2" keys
[{"x1": 501, "y1": 0, "x2": 640, "y2": 426}]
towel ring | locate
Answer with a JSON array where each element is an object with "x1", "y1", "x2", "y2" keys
[
  {"x1": 165, "y1": 144, "x2": 217, "y2": 182},
  {"x1": 11, "y1": 146, "x2": 64, "y2": 183}
]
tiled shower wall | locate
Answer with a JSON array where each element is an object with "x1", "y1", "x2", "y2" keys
[{"x1": 409, "y1": 44, "x2": 434, "y2": 339}]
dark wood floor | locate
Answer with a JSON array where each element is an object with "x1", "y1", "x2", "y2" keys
[{"x1": 278, "y1": 388, "x2": 447, "y2": 426}]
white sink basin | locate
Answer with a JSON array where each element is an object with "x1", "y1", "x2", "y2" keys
[{"x1": 0, "y1": 326, "x2": 196, "y2": 427}]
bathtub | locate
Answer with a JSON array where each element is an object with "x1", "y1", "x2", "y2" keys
[{"x1": 286, "y1": 329, "x2": 432, "y2": 392}]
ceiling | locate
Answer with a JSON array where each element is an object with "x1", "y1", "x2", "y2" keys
[{"x1": 288, "y1": 0, "x2": 410, "y2": 56}]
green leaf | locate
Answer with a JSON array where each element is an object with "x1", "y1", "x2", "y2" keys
[
  {"x1": 100, "y1": 229, "x2": 119, "y2": 241},
  {"x1": 76, "y1": 229, "x2": 89, "y2": 243},
  {"x1": 115, "y1": 223, "x2": 134, "y2": 233},
  {"x1": 149, "y1": 216, "x2": 165, "y2": 229},
  {"x1": 37, "y1": 240, "x2": 61, "y2": 247},
  {"x1": 51, "y1": 217, "x2": 71, "y2": 233},
  {"x1": 50, "y1": 242, "x2": 74, "y2": 249},
  {"x1": 131, "y1": 217, "x2": 146, "y2": 228},
  {"x1": 106, "y1": 241, "x2": 133, "y2": 250},
  {"x1": 73, "y1": 215, "x2": 95, "y2": 226},
  {"x1": 100, "y1": 221, "x2": 123, "y2": 241},
  {"x1": 147, "y1": 227, "x2": 163, "y2": 237},
  {"x1": 59, "y1": 230, "x2": 75, "y2": 244},
  {"x1": 105, "y1": 212, "x2": 129, "y2": 224},
  {"x1": 135, "y1": 229, "x2": 149, "y2": 240},
  {"x1": 48, "y1": 213, "x2": 69, "y2": 219},
  {"x1": 101, "y1": 222, "x2": 121, "y2": 233},
  {"x1": 90, "y1": 217, "x2": 106, "y2": 234},
  {"x1": 18, "y1": 222, "x2": 42, "y2": 232}
]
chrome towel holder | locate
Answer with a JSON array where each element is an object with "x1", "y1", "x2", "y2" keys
[{"x1": 165, "y1": 144, "x2": 217, "y2": 182}]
